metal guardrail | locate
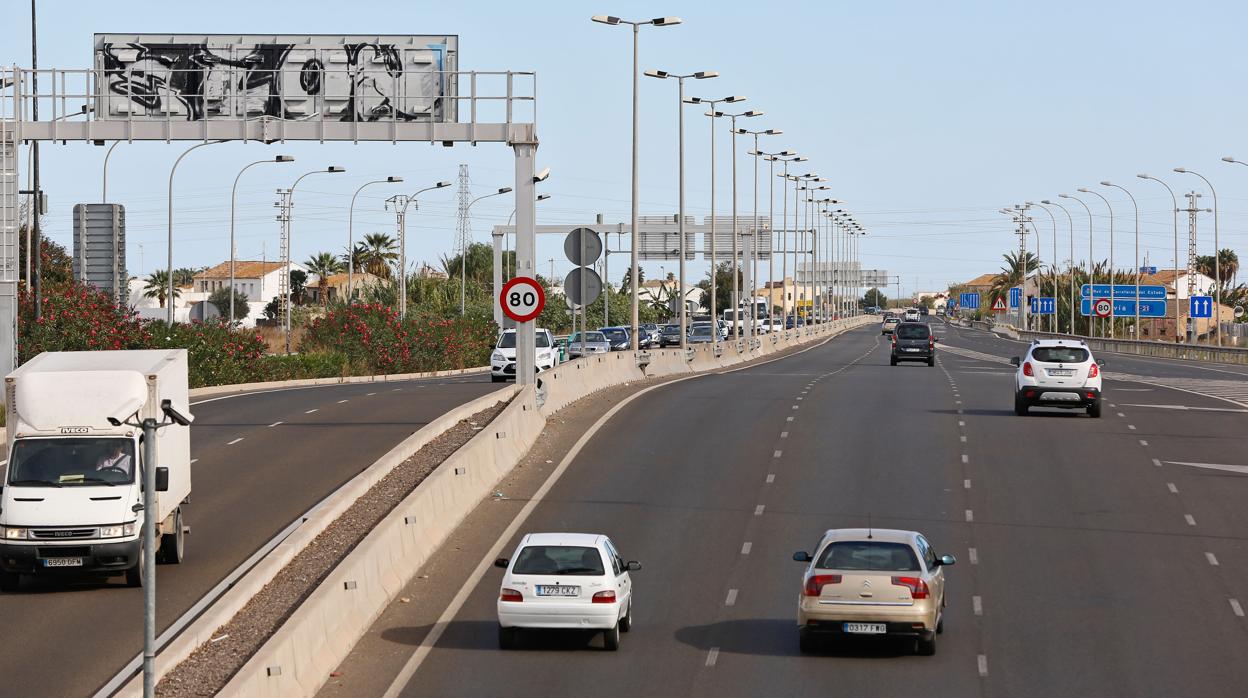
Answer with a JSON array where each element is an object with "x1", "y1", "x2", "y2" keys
[{"x1": 1002, "y1": 325, "x2": 1248, "y2": 366}]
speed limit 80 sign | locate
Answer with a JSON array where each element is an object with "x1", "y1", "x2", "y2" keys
[{"x1": 500, "y1": 276, "x2": 546, "y2": 323}]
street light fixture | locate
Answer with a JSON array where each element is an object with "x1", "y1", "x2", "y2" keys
[
  {"x1": 1077, "y1": 187, "x2": 1115, "y2": 338},
  {"x1": 1042, "y1": 199, "x2": 1078, "y2": 335},
  {"x1": 281, "y1": 166, "x2": 345, "y2": 352},
  {"x1": 385, "y1": 180, "x2": 452, "y2": 320},
  {"x1": 462, "y1": 186, "x2": 513, "y2": 315},
  {"x1": 687, "y1": 95, "x2": 744, "y2": 343},
  {"x1": 1100, "y1": 182, "x2": 1141, "y2": 337},
  {"x1": 1028, "y1": 200, "x2": 1059, "y2": 334},
  {"x1": 229, "y1": 155, "x2": 295, "y2": 324},
  {"x1": 1135, "y1": 175, "x2": 1180, "y2": 342},
  {"x1": 593, "y1": 13, "x2": 682, "y2": 350},
  {"x1": 736, "y1": 127, "x2": 781, "y2": 339},
  {"x1": 1173, "y1": 167, "x2": 1223, "y2": 346},
  {"x1": 648, "y1": 69, "x2": 717, "y2": 348},
  {"x1": 347, "y1": 175, "x2": 405, "y2": 304},
  {"x1": 166, "y1": 139, "x2": 225, "y2": 325}
]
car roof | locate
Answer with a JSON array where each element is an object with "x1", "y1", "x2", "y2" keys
[
  {"x1": 598, "y1": 326, "x2": 628, "y2": 331},
  {"x1": 1031, "y1": 338, "x2": 1088, "y2": 347},
  {"x1": 500, "y1": 328, "x2": 550, "y2": 334},
  {"x1": 820, "y1": 528, "x2": 918, "y2": 545},
  {"x1": 520, "y1": 532, "x2": 605, "y2": 547}
]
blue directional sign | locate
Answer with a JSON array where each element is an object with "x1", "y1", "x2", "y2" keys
[
  {"x1": 1031, "y1": 297, "x2": 1056, "y2": 315},
  {"x1": 1139, "y1": 266, "x2": 1157, "y2": 275},
  {"x1": 1009, "y1": 287, "x2": 1021, "y2": 309},
  {"x1": 1080, "y1": 298, "x2": 1167, "y2": 317},
  {"x1": 959, "y1": 292, "x2": 980, "y2": 309},
  {"x1": 1189, "y1": 295, "x2": 1214, "y2": 319},
  {"x1": 1080, "y1": 284, "x2": 1166, "y2": 300}
]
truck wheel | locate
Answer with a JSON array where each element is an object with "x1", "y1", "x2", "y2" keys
[
  {"x1": 0, "y1": 571, "x2": 20, "y2": 592},
  {"x1": 125, "y1": 545, "x2": 145, "y2": 588},
  {"x1": 158, "y1": 508, "x2": 185, "y2": 565}
]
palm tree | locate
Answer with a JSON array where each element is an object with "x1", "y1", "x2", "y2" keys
[
  {"x1": 1198, "y1": 249, "x2": 1240, "y2": 291},
  {"x1": 361, "y1": 233, "x2": 398, "y2": 279},
  {"x1": 305, "y1": 251, "x2": 344, "y2": 306},
  {"x1": 988, "y1": 251, "x2": 1039, "y2": 307},
  {"x1": 142, "y1": 270, "x2": 181, "y2": 308}
]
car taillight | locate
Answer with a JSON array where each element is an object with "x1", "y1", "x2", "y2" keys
[
  {"x1": 1087, "y1": 363, "x2": 1099, "y2": 378},
  {"x1": 891, "y1": 576, "x2": 930, "y2": 599},
  {"x1": 803, "y1": 574, "x2": 842, "y2": 596},
  {"x1": 499, "y1": 588, "x2": 523, "y2": 602},
  {"x1": 592, "y1": 590, "x2": 617, "y2": 604},
  {"x1": 1022, "y1": 361, "x2": 1034, "y2": 377}
]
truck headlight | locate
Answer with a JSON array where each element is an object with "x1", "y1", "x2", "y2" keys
[
  {"x1": 100, "y1": 522, "x2": 137, "y2": 538},
  {"x1": 2, "y1": 527, "x2": 27, "y2": 540}
]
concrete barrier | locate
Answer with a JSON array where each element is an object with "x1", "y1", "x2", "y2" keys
[
  {"x1": 189, "y1": 365, "x2": 490, "y2": 400},
  {"x1": 205, "y1": 316, "x2": 874, "y2": 697}
]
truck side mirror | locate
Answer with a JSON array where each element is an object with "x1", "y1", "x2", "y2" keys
[{"x1": 155, "y1": 467, "x2": 169, "y2": 492}]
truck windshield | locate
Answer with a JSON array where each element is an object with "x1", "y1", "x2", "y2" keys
[{"x1": 8, "y1": 438, "x2": 136, "y2": 487}]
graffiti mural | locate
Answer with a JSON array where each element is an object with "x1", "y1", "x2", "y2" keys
[{"x1": 93, "y1": 34, "x2": 457, "y2": 123}]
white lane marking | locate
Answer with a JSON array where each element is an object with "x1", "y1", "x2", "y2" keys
[
  {"x1": 268, "y1": 421, "x2": 283, "y2": 428},
  {"x1": 787, "y1": 416, "x2": 795, "y2": 422},
  {"x1": 754, "y1": 505, "x2": 765, "y2": 516},
  {"x1": 1206, "y1": 552, "x2": 1220, "y2": 566},
  {"x1": 1165, "y1": 461, "x2": 1248, "y2": 476},
  {"x1": 780, "y1": 431, "x2": 789, "y2": 439},
  {"x1": 955, "y1": 400, "x2": 963, "y2": 405},
  {"x1": 1127, "y1": 424, "x2": 1137, "y2": 430},
  {"x1": 1152, "y1": 458, "x2": 1163, "y2": 467},
  {"x1": 338, "y1": 399, "x2": 349, "y2": 404},
  {"x1": 960, "y1": 435, "x2": 967, "y2": 443},
  {"x1": 961, "y1": 454, "x2": 969, "y2": 464},
  {"x1": 189, "y1": 458, "x2": 198, "y2": 464},
  {"x1": 972, "y1": 595, "x2": 983, "y2": 616},
  {"x1": 957, "y1": 409, "x2": 964, "y2": 415},
  {"x1": 796, "y1": 397, "x2": 804, "y2": 401},
  {"x1": 968, "y1": 547, "x2": 979, "y2": 565},
  {"x1": 1184, "y1": 514, "x2": 1197, "y2": 526},
  {"x1": 1139, "y1": 440, "x2": 1149, "y2": 447},
  {"x1": 1166, "y1": 483, "x2": 1178, "y2": 493},
  {"x1": 393, "y1": 388, "x2": 403, "y2": 392},
  {"x1": 958, "y1": 420, "x2": 965, "y2": 427},
  {"x1": 773, "y1": 450, "x2": 783, "y2": 459},
  {"x1": 1121, "y1": 403, "x2": 1248, "y2": 413},
  {"x1": 725, "y1": 589, "x2": 738, "y2": 606},
  {"x1": 1110, "y1": 403, "x2": 1117, "y2": 408},
  {"x1": 305, "y1": 409, "x2": 318, "y2": 414},
  {"x1": 706, "y1": 647, "x2": 720, "y2": 667},
  {"x1": 964, "y1": 479, "x2": 971, "y2": 490},
  {"x1": 792, "y1": 405, "x2": 800, "y2": 410},
  {"x1": 978, "y1": 654, "x2": 989, "y2": 677},
  {"x1": 1117, "y1": 412, "x2": 1126, "y2": 418},
  {"x1": 226, "y1": 437, "x2": 244, "y2": 446},
  {"x1": 367, "y1": 392, "x2": 377, "y2": 396},
  {"x1": 741, "y1": 542, "x2": 752, "y2": 555},
  {"x1": 965, "y1": 509, "x2": 974, "y2": 522},
  {"x1": 1115, "y1": 388, "x2": 1153, "y2": 392},
  {"x1": 1232, "y1": 599, "x2": 1245, "y2": 617},
  {"x1": 766, "y1": 473, "x2": 775, "y2": 484}
]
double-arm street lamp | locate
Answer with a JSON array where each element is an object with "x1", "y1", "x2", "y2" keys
[
  {"x1": 736, "y1": 127, "x2": 781, "y2": 339},
  {"x1": 1174, "y1": 167, "x2": 1222, "y2": 346},
  {"x1": 1077, "y1": 187, "x2": 1114, "y2": 338},
  {"x1": 1134, "y1": 175, "x2": 1180, "y2": 342},
  {"x1": 755, "y1": 149, "x2": 796, "y2": 333},
  {"x1": 1041, "y1": 199, "x2": 1078, "y2": 335},
  {"x1": 1059, "y1": 192, "x2": 1096, "y2": 337},
  {"x1": 166, "y1": 140, "x2": 225, "y2": 325},
  {"x1": 593, "y1": 14, "x2": 682, "y2": 350},
  {"x1": 714, "y1": 108, "x2": 763, "y2": 339},
  {"x1": 348, "y1": 176, "x2": 406, "y2": 303},
  {"x1": 230, "y1": 155, "x2": 295, "y2": 324},
  {"x1": 1028, "y1": 200, "x2": 1059, "y2": 334},
  {"x1": 387, "y1": 180, "x2": 453, "y2": 320},
  {"x1": 462, "y1": 187, "x2": 513, "y2": 315},
  {"x1": 1100, "y1": 182, "x2": 1140, "y2": 337},
  {"x1": 283, "y1": 166, "x2": 346, "y2": 352},
  {"x1": 646, "y1": 69, "x2": 717, "y2": 348}
]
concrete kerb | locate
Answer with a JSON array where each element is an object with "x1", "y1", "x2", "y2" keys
[
  {"x1": 188, "y1": 365, "x2": 490, "y2": 400},
  {"x1": 115, "y1": 384, "x2": 517, "y2": 697}
]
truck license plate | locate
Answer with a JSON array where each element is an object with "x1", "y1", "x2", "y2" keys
[
  {"x1": 44, "y1": 557, "x2": 83, "y2": 567},
  {"x1": 843, "y1": 622, "x2": 886, "y2": 634}
]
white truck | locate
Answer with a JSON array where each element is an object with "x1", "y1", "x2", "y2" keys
[{"x1": 1, "y1": 350, "x2": 193, "y2": 589}]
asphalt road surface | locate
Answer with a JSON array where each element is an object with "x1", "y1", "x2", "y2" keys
[
  {"x1": 392, "y1": 322, "x2": 1248, "y2": 697},
  {"x1": 0, "y1": 373, "x2": 501, "y2": 697}
]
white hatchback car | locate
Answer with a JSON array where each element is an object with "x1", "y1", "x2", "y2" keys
[
  {"x1": 1010, "y1": 339, "x2": 1104, "y2": 417},
  {"x1": 494, "y1": 533, "x2": 640, "y2": 650},
  {"x1": 491, "y1": 328, "x2": 558, "y2": 383},
  {"x1": 794, "y1": 528, "x2": 955, "y2": 655}
]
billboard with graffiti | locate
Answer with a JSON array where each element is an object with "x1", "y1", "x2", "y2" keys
[{"x1": 93, "y1": 34, "x2": 458, "y2": 123}]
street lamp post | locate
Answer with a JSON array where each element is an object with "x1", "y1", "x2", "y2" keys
[
  {"x1": 592, "y1": 14, "x2": 682, "y2": 350},
  {"x1": 230, "y1": 155, "x2": 295, "y2": 324},
  {"x1": 646, "y1": 70, "x2": 717, "y2": 349},
  {"x1": 463, "y1": 187, "x2": 513, "y2": 315},
  {"x1": 387, "y1": 181, "x2": 452, "y2": 320},
  {"x1": 1029, "y1": 201, "x2": 1059, "y2": 333},
  {"x1": 714, "y1": 110, "x2": 763, "y2": 340},
  {"x1": 738, "y1": 128, "x2": 781, "y2": 340},
  {"x1": 1060, "y1": 193, "x2": 1096, "y2": 337},
  {"x1": 101, "y1": 139, "x2": 121, "y2": 203},
  {"x1": 1100, "y1": 182, "x2": 1140, "y2": 338},
  {"x1": 1078, "y1": 188, "x2": 1115, "y2": 339},
  {"x1": 1138, "y1": 175, "x2": 1180, "y2": 343},
  {"x1": 166, "y1": 140, "x2": 224, "y2": 324},
  {"x1": 348, "y1": 176, "x2": 405, "y2": 304},
  {"x1": 1174, "y1": 167, "x2": 1222, "y2": 346},
  {"x1": 1042, "y1": 199, "x2": 1077, "y2": 335},
  {"x1": 283, "y1": 166, "x2": 346, "y2": 352}
]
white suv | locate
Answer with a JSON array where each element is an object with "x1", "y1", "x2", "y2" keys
[
  {"x1": 491, "y1": 328, "x2": 558, "y2": 382},
  {"x1": 1010, "y1": 339, "x2": 1103, "y2": 417},
  {"x1": 495, "y1": 532, "x2": 640, "y2": 650}
]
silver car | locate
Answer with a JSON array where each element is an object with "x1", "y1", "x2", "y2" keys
[
  {"x1": 568, "y1": 331, "x2": 611, "y2": 358},
  {"x1": 687, "y1": 322, "x2": 716, "y2": 344}
]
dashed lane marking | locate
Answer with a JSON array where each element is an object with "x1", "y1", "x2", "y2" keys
[
  {"x1": 1139, "y1": 440, "x2": 1149, "y2": 446},
  {"x1": 741, "y1": 542, "x2": 752, "y2": 555},
  {"x1": 268, "y1": 421, "x2": 283, "y2": 428},
  {"x1": 1185, "y1": 514, "x2": 1197, "y2": 526},
  {"x1": 189, "y1": 458, "x2": 198, "y2": 464},
  {"x1": 972, "y1": 595, "x2": 983, "y2": 616},
  {"x1": 766, "y1": 474, "x2": 775, "y2": 484},
  {"x1": 960, "y1": 436, "x2": 967, "y2": 443},
  {"x1": 1117, "y1": 412, "x2": 1126, "y2": 418},
  {"x1": 965, "y1": 509, "x2": 974, "y2": 522},
  {"x1": 706, "y1": 648, "x2": 720, "y2": 667},
  {"x1": 338, "y1": 399, "x2": 349, "y2": 404},
  {"x1": 780, "y1": 431, "x2": 789, "y2": 438},
  {"x1": 961, "y1": 454, "x2": 969, "y2": 464},
  {"x1": 226, "y1": 437, "x2": 243, "y2": 446},
  {"x1": 1206, "y1": 552, "x2": 1220, "y2": 566},
  {"x1": 787, "y1": 416, "x2": 795, "y2": 422},
  {"x1": 754, "y1": 505, "x2": 765, "y2": 516},
  {"x1": 792, "y1": 405, "x2": 800, "y2": 410},
  {"x1": 1232, "y1": 599, "x2": 1245, "y2": 617},
  {"x1": 725, "y1": 589, "x2": 738, "y2": 606},
  {"x1": 1152, "y1": 458, "x2": 1163, "y2": 467},
  {"x1": 305, "y1": 409, "x2": 319, "y2": 414},
  {"x1": 367, "y1": 392, "x2": 377, "y2": 396},
  {"x1": 958, "y1": 420, "x2": 965, "y2": 427},
  {"x1": 968, "y1": 548, "x2": 979, "y2": 565},
  {"x1": 773, "y1": 450, "x2": 783, "y2": 458},
  {"x1": 1167, "y1": 483, "x2": 1178, "y2": 493},
  {"x1": 978, "y1": 655, "x2": 989, "y2": 677},
  {"x1": 964, "y1": 479, "x2": 971, "y2": 490}
]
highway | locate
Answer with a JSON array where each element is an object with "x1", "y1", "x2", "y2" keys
[
  {"x1": 374, "y1": 321, "x2": 1248, "y2": 697},
  {"x1": 0, "y1": 373, "x2": 500, "y2": 697}
]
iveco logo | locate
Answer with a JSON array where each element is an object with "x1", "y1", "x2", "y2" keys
[
  {"x1": 59, "y1": 426, "x2": 90, "y2": 435},
  {"x1": 49, "y1": 531, "x2": 74, "y2": 538}
]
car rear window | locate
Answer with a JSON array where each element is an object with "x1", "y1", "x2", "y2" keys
[
  {"x1": 817, "y1": 541, "x2": 921, "y2": 572},
  {"x1": 896, "y1": 324, "x2": 930, "y2": 339},
  {"x1": 512, "y1": 545, "x2": 605, "y2": 576},
  {"x1": 600, "y1": 329, "x2": 627, "y2": 342},
  {"x1": 497, "y1": 333, "x2": 552, "y2": 348},
  {"x1": 1031, "y1": 347, "x2": 1089, "y2": 363}
]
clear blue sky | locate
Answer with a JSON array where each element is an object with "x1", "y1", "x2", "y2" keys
[{"x1": 5, "y1": 0, "x2": 1247, "y2": 299}]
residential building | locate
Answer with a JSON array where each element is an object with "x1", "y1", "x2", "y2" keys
[{"x1": 306, "y1": 271, "x2": 385, "y2": 304}]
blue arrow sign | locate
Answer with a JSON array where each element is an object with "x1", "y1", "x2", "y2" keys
[
  {"x1": 1189, "y1": 295, "x2": 1214, "y2": 319},
  {"x1": 1030, "y1": 297, "x2": 1056, "y2": 315},
  {"x1": 1081, "y1": 298, "x2": 1167, "y2": 317},
  {"x1": 1009, "y1": 287, "x2": 1021, "y2": 308},
  {"x1": 1140, "y1": 266, "x2": 1157, "y2": 275},
  {"x1": 1080, "y1": 284, "x2": 1166, "y2": 299},
  {"x1": 959, "y1": 292, "x2": 980, "y2": 310}
]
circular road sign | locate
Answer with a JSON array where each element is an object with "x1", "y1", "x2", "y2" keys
[
  {"x1": 1093, "y1": 298, "x2": 1113, "y2": 318},
  {"x1": 500, "y1": 276, "x2": 545, "y2": 323},
  {"x1": 564, "y1": 267, "x2": 603, "y2": 306},
  {"x1": 564, "y1": 228, "x2": 603, "y2": 266}
]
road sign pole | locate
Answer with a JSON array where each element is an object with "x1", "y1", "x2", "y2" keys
[{"x1": 514, "y1": 144, "x2": 537, "y2": 387}]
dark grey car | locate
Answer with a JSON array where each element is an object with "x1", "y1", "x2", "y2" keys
[{"x1": 890, "y1": 321, "x2": 935, "y2": 366}]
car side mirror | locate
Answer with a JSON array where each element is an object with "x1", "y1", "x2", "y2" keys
[
  {"x1": 626, "y1": 560, "x2": 642, "y2": 572},
  {"x1": 1009, "y1": 357, "x2": 1021, "y2": 367},
  {"x1": 932, "y1": 337, "x2": 939, "y2": 343},
  {"x1": 155, "y1": 467, "x2": 169, "y2": 492},
  {"x1": 936, "y1": 554, "x2": 957, "y2": 567},
  {"x1": 792, "y1": 551, "x2": 812, "y2": 563},
  {"x1": 493, "y1": 558, "x2": 509, "y2": 569},
  {"x1": 1097, "y1": 359, "x2": 1105, "y2": 367}
]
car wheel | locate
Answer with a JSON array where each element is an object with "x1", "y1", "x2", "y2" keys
[
  {"x1": 603, "y1": 622, "x2": 621, "y2": 651},
  {"x1": 620, "y1": 602, "x2": 633, "y2": 632},
  {"x1": 916, "y1": 633, "x2": 936, "y2": 656},
  {"x1": 937, "y1": 612, "x2": 944, "y2": 635},
  {"x1": 490, "y1": 375, "x2": 505, "y2": 383},
  {"x1": 1014, "y1": 393, "x2": 1029, "y2": 416},
  {"x1": 927, "y1": 357, "x2": 935, "y2": 367},
  {"x1": 798, "y1": 629, "x2": 816, "y2": 654},
  {"x1": 498, "y1": 625, "x2": 518, "y2": 650},
  {"x1": 1087, "y1": 400, "x2": 1102, "y2": 418},
  {"x1": 890, "y1": 356, "x2": 898, "y2": 366},
  {"x1": 0, "y1": 571, "x2": 20, "y2": 592}
]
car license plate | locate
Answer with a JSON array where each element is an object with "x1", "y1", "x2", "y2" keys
[
  {"x1": 1048, "y1": 368, "x2": 1074, "y2": 376},
  {"x1": 536, "y1": 585, "x2": 580, "y2": 597},
  {"x1": 1042, "y1": 392, "x2": 1079, "y2": 401},
  {"x1": 843, "y1": 622, "x2": 886, "y2": 634},
  {"x1": 44, "y1": 557, "x2": 83, "y2": 567},
  {"x1": 903, "y1": 348, "x2": 920, "y2": 352}
]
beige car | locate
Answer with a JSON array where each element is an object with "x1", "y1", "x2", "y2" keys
[{"x1": 793, "y1": 528, "x2": 955, "y2": 655}]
